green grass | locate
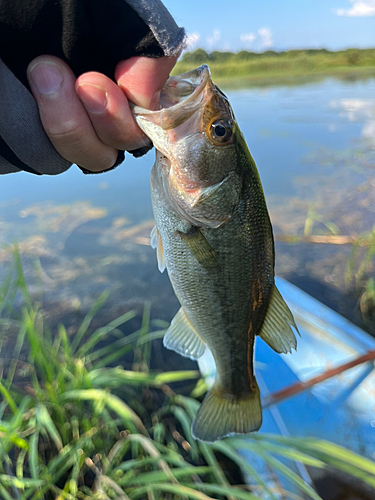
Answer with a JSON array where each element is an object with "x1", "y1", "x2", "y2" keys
[
  {"x1": 1, "y1": 249, "x2": 375, "y2": 499},
  {"x1": 173, "y1": 48, "x2": 375, "y2": 85}
]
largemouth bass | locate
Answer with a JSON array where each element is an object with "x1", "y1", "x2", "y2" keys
[{"x1": 133, "y1": 65, "x2": 298, "y2": 443}]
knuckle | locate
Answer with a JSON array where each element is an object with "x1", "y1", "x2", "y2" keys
[
  {"x1": 47, "y1": 119, "x2": 87, "y2": 145},
  {"x1": 44, "y1": 115, "x2": 119, "y2": 171}
]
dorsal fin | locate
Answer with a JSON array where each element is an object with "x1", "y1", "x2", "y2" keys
[
  {"x1": 259, "y1": 285, "x2": 299, "y2": 354},
  {"x1": 164, "y1": 307, "x2": 206, "y2": 360}
]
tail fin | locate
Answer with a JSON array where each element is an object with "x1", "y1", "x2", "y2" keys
[{"x1": 191, "y1": 383, "x2": 262, "y2": 443}]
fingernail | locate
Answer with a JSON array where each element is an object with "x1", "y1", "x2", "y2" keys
[
  {"x1": 76, "y1": 84, "x2": 108, "y2": 114},
  {"x1": 29, "y1": 62, "x2": 63, "y2": 95}
]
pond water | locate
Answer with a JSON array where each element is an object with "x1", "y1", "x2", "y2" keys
[{"x1": 0, "y1": 74, "x2": 374, "y2": 339}]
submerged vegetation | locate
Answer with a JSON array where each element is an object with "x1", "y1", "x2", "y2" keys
[
  {"x1": 173, "y1": 48, "x2": 375, "y2": 84},
  {"x1": 292, "y1": 204, "x2": 375, "y2": 329},
  {"x1": 346, "y1": 226, "x2": 375, "y2": 327},
  {"x1": 1, "y1": 251, "x2": 375, "y2": 499}
]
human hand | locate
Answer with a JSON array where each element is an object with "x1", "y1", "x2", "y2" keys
[{"x1": 26, "y1": 54, "x2": 179, "y2": 172}]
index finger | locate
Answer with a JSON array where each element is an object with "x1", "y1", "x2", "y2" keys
[{"x1": 115, "y1": 54, "x2": 180, "y2": 110}]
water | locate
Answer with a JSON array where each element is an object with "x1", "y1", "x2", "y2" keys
[
  {"x1": 0, "y1": 75, "x2": 374, "y2": 333},
  {"x1": 1, "y1": 75, "x2": 374, "y2": 500}
]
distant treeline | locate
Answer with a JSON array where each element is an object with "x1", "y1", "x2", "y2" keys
[{"x1": 173, "y1": 48, "x2": 375, "y2": 81}]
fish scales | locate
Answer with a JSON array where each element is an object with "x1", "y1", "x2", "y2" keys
[{"x1": 134, "y1": 65, "x2": 298, "y2": 442}]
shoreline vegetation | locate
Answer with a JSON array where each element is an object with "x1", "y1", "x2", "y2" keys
[
  {"x1": 173, "y1": 48, "x2": 375, "y2": 86},
  {"x1": 1, "y1": 252, "x2": 375, "y2": 499}
]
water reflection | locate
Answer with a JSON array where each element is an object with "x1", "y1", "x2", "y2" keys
[{"x1": 330, "y1": 98, "x2": 375, "y2": 145}]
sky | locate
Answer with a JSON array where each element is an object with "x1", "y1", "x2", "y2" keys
[{"x1": 162, "y1": 0, "x2": 375, "y2": 53}]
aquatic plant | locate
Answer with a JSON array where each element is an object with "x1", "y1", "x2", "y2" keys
[
  {"x1": 346, "y1": 226, "x2": 375, "y2": 325},
  {"x1": 1, "y1": 250, "x2": 375, "y2": 499}
]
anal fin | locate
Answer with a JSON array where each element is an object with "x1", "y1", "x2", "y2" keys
[
  {"x1": 164, "y1": 308, "x2": 206, "y2": 360},
  {"x1": 259, "y1": 285, "x2": 299, "y2": 354}
]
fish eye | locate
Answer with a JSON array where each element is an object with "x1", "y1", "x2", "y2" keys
[{"x1": 209, "y1": 119, "x2": 233, "y2": 145}]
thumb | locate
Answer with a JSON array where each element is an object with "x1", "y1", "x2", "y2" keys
[{"x1": 115, "y1": 55, "x2": 179, "y2": 110}]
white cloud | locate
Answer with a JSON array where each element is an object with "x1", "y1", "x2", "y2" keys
[
  {"x1": 240, "y1": 33, "x2": 256, "y2": 45},
  {"x1": 206, "y1": 29, "x2": 221, "y2": 48},
  {"x1": 258, "y1": 27, "x2": 273, "y2": 48},
  {"x1": 336, "y1": 0, "x2": 375, "y2": 16},
  {"x1": 185, "y1": 32, "x2": 200, "y2": 50}
]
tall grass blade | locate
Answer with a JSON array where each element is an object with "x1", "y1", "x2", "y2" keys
[
  {"x1": 183, "y1": 482, "x2": 266, "y2": 500},
  {"x1": 212, "y1": 441, "x2": 278, "y2": 500},
  {"x1": 36, "y1": 405, "x2": 63, "y2": 452},
  {"x1": 140, "y1": 301, "x2": 152, "y2": 368},
  {"x1": 0, "y1": 483, "x2": 16, "y2": 500},
  {"x1": 169, "y1": 405, "x2": 199, "y2": 461},
  {"x1": 77, "y1": 311, "x2": 137, "y2": 358},
  {"x1": 87, "y1": 329, "x2": 165, "y2": 368},
  {"x1": 230, "y1": 438, "x2": 325, "y2": 469},
  {"x1": 256, "y1": 453, "x2": 321, "y2": 500},
  {"x1": 60, "y1": 389, "x2": 146, "y2": 434},
  {"x1": 88, "y1": 368, "x2": 199, "y2": 388},
  {"x1": 0, "y1": 257, "x2": 15, "y2": 320},
  {"x1": 252, "y1": 435, "x2": 375, "y2": 477},
  {"x1": 198, "y1": 441, "x2": 234, "y2": 498},
  {"x1": 12, "y1": 246, "x2": 32, "y2": 310},
  {"x1": 28, "y1": 431, "x2": 39, "y2": 480},
  {"x1": 132, "y1": 483, "x2": 217, "y2": 500},
  {"x1": 124, "y1": 466, "x2": 211, "y2": 486},
  {"x1": 0, "y1": 381, "x2": 17, "y2": 414},
  {"x1": 16, "y1": 448, "x2": 27, "y2": 480},
  {"x1": 70, "y1": 290, "x2": 110, "y2": 353},
  {"x1": 5, "y1": 324, "x2": 27, "y2": 388}
]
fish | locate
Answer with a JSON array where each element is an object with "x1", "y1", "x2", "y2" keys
[{"x1": 132, "y1": 65, "x2": 298, "y2": 443}]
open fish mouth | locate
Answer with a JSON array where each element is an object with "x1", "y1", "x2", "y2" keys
[
  {"x1": 132, "y1": 65, "x2": 211, "y2": 131},
  {"x1": 159, "y1": 64, "x2": 210, "y2": 110}
]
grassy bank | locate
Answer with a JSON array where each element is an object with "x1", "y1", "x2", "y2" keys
[
  {"x1": 173, "y1": 48, "x2": 375, "y2": 84},
  {"x1": 1, "y1": 251, "x2": 375, "y2": 498}
]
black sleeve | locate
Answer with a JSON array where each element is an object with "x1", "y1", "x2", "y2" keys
[{"x1": 0, "y1": 0, "x2": 185, "y2": 175}]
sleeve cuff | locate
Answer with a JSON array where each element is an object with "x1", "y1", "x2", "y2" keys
[{"x1": 78, "y1": 150, "x2": 125, "y2": 174}]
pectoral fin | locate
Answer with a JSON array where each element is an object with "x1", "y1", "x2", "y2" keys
[
  {"x1": 259, "y1": 285, "x2": 299, "y2": 354},
  {"x1": 179, "y1": 227, "x2": 219, "y2": 270},
  {"x1": 150, "y1": 226, "x2": 166, "y2": 273},
  {"x1": 164, "y1": 307, "x2": 206, "y2": 360}
]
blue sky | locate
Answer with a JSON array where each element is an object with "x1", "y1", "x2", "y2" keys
[{"x1": 162, "y1": 0, "x2": 375, "y2": 52}]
